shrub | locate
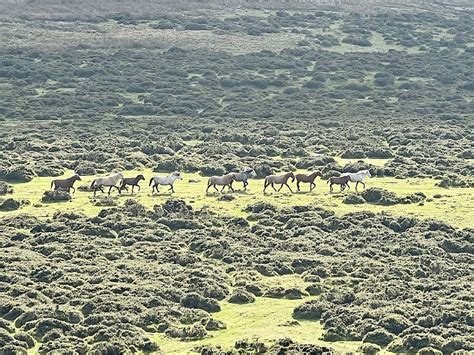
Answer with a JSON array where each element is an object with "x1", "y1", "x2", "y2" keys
[
  {"x1": 342, "y1": 36, "x2": 372, "y2": 47},
  {"x1": 41, "y1": 190, "x2": 71, "y2": 203},
  {"x1": 200, "y1": 165, "x2": 226, "y2": 176},
  {"x1": 4, "y1": 166, "x2": 35, "y2": 182},
  {"x1": 180, "y1": 293, "x2": 220, "y2": 313},
  {"x1": 305, "y1": 284, "x2": 322, "y2": 296},
  {"x1": 343, "y1": 194, "x2": 366, "y2": 205},
  {"x1": 361, "y1": 188, "x2": 399, "y2": 205},
  {"x1": 362, "y1": 328, "x2": 395, "y2": 347},
  {"x1": 358, "y1": 343, "x2": 381, "y2": 354},
  {"x1": 379, "y1": 314, "x2": 412, "y2": 335},
  {"x1": 0, "y1": 198, "x2": 21, "y2": 211},
  {"x1": 228, "y1": 289, "x2": 255, "y2": 304},
  {"x1": 0, "y1": 182, "x2": 13, "y2": 195},
  {"x1": 293, "y1": 300, "x2": 328, "y2": 320}
]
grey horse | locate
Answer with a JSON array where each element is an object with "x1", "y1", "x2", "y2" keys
[{"x1": 232, "y1": 168, "x2": 257, "y2": 190}]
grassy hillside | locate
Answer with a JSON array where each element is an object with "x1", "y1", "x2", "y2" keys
[{"x1": 0, "y1": 3, "x2": 473, "y2": 354}]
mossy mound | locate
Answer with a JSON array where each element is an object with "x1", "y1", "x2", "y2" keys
[
  {"x1": 41, "y1": 190, "x2": 71, "y2": 203},
  {"x1": 343, "y1": 193, "x2": 365, "y2": 204},
  {"x1": 0, "y1": 182, "x2": 13, "y2": 195},
  {"x1": 0, "y1": 198, "x2": 22, "y2": 211},
  {"x1": 361, "y1": 188, "x2": 426, "y2": 205},
  {"x1": 228, "y1": 288, "x2": 255, "y2": 304}
]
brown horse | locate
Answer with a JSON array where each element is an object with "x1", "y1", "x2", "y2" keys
[
  {"x1": 119, "y1": 174, "x2": 145, "y2": 194},
  {"x1": 327, "y1": 175, "x2": 351, "y2": 192},
  {"x1": 295, "y1": 171, "x2": 322, "y2": 192},
  {"x1": 206, "y1": 174, "x2": 236, "y2": 193},
  {"x1": 51, "y1": 174, "x2": 81, "y2": 193},
  {"x1": 263, "y1": 172, "x2": 295, "y2": 193}
]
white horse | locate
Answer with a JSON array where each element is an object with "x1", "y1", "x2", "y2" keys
[
  {"x1": 90, "y1": 173, "x2": 123, "y2": 196},
  {"x1": 341, "y1": 170, "x2": 371, "y2": 192},
  {"x1": 149, "y1": 172, "x2": 183, "y2": 193}
]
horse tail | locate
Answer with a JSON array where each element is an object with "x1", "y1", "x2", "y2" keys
[
  {"x1": 51, "y1": 180, "x2": 55, "y2": 189},
  {"x1": 326, "y1": 179, "x2": 330, "y2": 184},
  {"x1": 90, "y1": 179, "x2": 96, "y2": 189},
  {"x1": 207, "y1": 178, "x2": 212, "y2": 187},
  {"x1": 149, "y1": 178, "x2": 154, "y2": 186}
]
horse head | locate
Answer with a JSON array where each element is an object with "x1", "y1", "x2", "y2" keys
[
  {"x1": 364, "y1": 170, "x2": 372, "y2": 178},
  {"x1": 173, "y1": 172, "x2": 183, "y2": 180},
  {"x1": 137, "y1": 174, "x2": 145, "y2": 181},
  {"x1": 288, "y1": 172, "x2": 296, "y2": 182},
  {"x1": 247, "y1": 169, "x2": 257, "y2": 178},
  {"x1": 74, "y1": 174, "x2": 82, "y2": 181}
]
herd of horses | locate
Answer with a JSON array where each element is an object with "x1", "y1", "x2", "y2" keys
[{"x1": 50, "y1": 169, "x2": 372, "y2": 196}]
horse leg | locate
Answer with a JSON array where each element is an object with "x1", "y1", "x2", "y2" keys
[
  {"x1": 169, "y1": 184, "x2": 175, "y2": 193},
  {"x1": 329, "y1": 183, "x2": 333, "y2": 193},
  {"x1": 71, "y1": 186, "x2": 75, "y2": 194},
  {"x1": 213, "y1": 184, "x2": 219, "y2": 193},
  {"x1": 361, "y1": 181, "x2": 366, "y2": 190},
  {"x1": 108, "y1": 186, "x2": 113, "y2": 196},
  {"x1": 310, "y1": 182, "x2": 315, "y2": 191},
  {"x1": 286, "y1": 183, "x2": 293, "y2": 193},
  {"x1": 243, "y1": 180, "x2": 248, "y2": 190},
  {"x1": 229, "y1": 184, "x2": 234, "y2": 192},
  {"x1": 137, "y1": 184, "x2": 141, "y2": 192},
  {"x1": 131, "y1": 185, "x2": 134, "y2": 194},
  {"x1": 272, "y1": 183, "x2": 277, "y2": 192},
  {"x1": 355, "y1": 181, "x2": 359, "y2": 192},
  {"x1": 297, "y1": 180, "x2": 301, "y2": 191}
]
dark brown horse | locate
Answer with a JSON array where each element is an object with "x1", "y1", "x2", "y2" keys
[
  {"x1": 263, "y1": 172, "x2": 295, "y2": 193},
  {"x1": 119, "y1": 174, "x2": 145, "y2": 194},
  {"x1": 51, "y1": 174, "x2": 81, "y2": 193},
  {"x1": 327, "y1": 175, "x2": 351, "y2": 192},
  {"x1": 295, "y1": 171, "x2": 322, "y2": 192}
]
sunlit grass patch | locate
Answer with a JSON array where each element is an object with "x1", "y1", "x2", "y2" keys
[{"x1": 153, "y1": 275, "x2": 361, "y2": 354}]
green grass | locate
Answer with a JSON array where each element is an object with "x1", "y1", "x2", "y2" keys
[
  {"x1": 153, "y1": 275, "x2": 361, "y2": 354},
  {"x1": 3, "y1": 169, "x2": 473, "y2": 229}
]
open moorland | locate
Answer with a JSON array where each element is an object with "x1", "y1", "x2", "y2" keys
[{"x1": 0, "y1": 0, "x2": 473, "y2": 354}]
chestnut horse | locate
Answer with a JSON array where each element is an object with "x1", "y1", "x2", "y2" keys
[
  {"x1": 51, "y1": 174, "x2": 81, "y2": 193},
  {"x1": 295, "y1": 171, "x2": 322, "y2": 192}
]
